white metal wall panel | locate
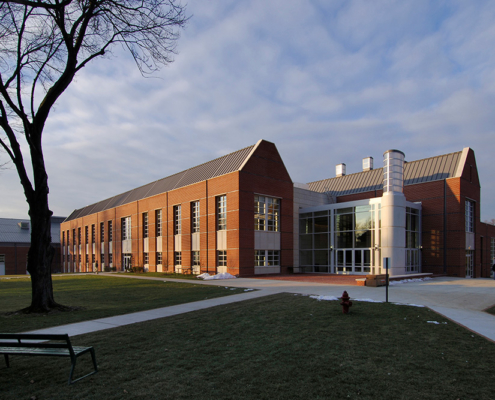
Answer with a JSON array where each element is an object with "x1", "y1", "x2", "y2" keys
[{"x1": 216, "y1": 231, "x2": 227, "y2": 250}]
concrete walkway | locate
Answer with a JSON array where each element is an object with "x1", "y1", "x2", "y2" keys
[{"x1": 28, "y1": 274, "x2": 495, "y2": 342}]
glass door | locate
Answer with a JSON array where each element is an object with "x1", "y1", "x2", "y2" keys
[
  {"x1": 123, "y1": 254, "x2": 132, "y2": 272},
  {"x1": 466, "y1": 251, "x2": 474, "y2": 278}
]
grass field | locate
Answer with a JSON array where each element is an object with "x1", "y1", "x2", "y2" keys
[
  {"x1": 0, "y1": 275, "x2": 247, "y2": 333},
  {"x1": 1, "y1": 290, "x2": 495, "y2": 399}
]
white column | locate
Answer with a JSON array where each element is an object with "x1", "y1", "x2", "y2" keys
[{"x1": 381, "y1": 150, "x2": 406, "y2": 276}]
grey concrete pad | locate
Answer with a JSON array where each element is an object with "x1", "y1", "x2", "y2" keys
[{"x1": 27, "y1": 274, "x2": 495, "y2": 343}]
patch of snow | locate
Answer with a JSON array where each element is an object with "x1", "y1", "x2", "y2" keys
[
  {"x1": 309, "y1": 295, "x2": 339, "y2": 301},
  {"x1": 389, "y1": 277, "x2": 432, "y2": 285},
  {"x1": 427, "y1": 321, "x2": 440, "y2": 324},
  {"x1": 393, "y1": 303, "x2": 425, "y2": 307},
  {"x1": 244, "y1": 289, "x2": 254, "y2": 292},
  {"x1": 197, "y1": 273, "x2": 237, "y2": 280},
  {"x1": 354, "y1": 298, "x2": 384, "y2": 303}
]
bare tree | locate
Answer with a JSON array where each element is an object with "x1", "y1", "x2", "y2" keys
[{"x1": 0, "y1": 0, "x2": 188, "y2": 312}]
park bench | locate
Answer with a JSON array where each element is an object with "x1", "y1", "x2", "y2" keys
[{"x1": 0, "y1": 333, "x2": 97, "y2": 384}]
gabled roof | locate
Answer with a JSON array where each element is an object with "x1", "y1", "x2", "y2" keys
[
  {"x1": 308, "y1": 149, "x2": 465, "y2": 196},
  {"x1": 65, "y1": 142, "x2": 259, "y2": 222}
]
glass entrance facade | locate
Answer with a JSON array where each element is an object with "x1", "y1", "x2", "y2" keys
[{"x1": 299, "y1": 199, "x2": 421, "y2": 275}]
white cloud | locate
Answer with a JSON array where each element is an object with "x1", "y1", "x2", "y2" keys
[{"x1": 1, "y1": 0, "x2": 495, "y2": 221}]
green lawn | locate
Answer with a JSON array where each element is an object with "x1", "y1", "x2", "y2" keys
[
  {"x1": 1, "y1": 293, "x2": 494, "y2": 399},
  {"x1": 0, "y1": 275, "x2": 246, "y2": 333}
]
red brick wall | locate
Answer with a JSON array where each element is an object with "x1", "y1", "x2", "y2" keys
[{"x1": 0, "y1": 244, "x2": 29, "y2": 275}]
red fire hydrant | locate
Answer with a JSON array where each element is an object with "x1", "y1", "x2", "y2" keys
[{"x1": 340, "y1": 291, "x2": 353, "y2": 314}]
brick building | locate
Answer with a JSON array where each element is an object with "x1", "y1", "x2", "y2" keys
[
  {"x1": 60, "y1": 140, "x2": 293, "y2": 276},
  {"x1": 60, "y1": 141, "x2": 495, "y2": 278},
  {"x1": 295, "y1": 147, "x2": 495, "y2": 278},
  {"x1": 0, "y1": 217, "x2": 64, "y2": 275}
]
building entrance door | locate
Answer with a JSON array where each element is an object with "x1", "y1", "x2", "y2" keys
[
  {"x1": 466, "y1": 251, "x2": 474, "y2": 278},
  {"x1": 0, "y1": 255, "x2": 5, "y2": 275},
  {"x1": 123, "y1": 254, "x2": 132, "y2": 272}
]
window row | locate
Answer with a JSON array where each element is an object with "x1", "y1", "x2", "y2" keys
[
  {"x1": 173, "y1": 250, "x2": 225, "y2": 267},
  {"x1": 64, "y1": 221, "x2": 114, "y2": 247}
]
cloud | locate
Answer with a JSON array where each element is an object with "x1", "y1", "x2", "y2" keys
[{"x1": 1, "y1": 0, "x2": 495, "y2": 221}]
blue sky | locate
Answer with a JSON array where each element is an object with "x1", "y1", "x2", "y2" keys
[{"x1": 1, "y1": 0, "x2": 495, "y2": 221}]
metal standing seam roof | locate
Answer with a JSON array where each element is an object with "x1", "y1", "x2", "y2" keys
[
  {"x1": 308, "y1": 151, "x2": 463, "y2": 196},
  {"x1": 64, "y1": 144, "x2": 257, "y2": 222},
  {"x1": 0, "y1": 218, "x2": 64, "y2": 244}
]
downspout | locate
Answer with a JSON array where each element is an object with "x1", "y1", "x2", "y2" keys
[
  {"x1": 443, "y1": 180, "x2": 447, "y2": 274},
  {"x1": 206, "y1": 179, "x2": 209, "y2": 274}
]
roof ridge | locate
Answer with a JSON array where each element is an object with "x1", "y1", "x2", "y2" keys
[
  {"x1": 308, "y1": 149, "x2": 463, "y2": 185},
  {"x1": 64, "y1": 142, "x2": 258, "y2": 222}
]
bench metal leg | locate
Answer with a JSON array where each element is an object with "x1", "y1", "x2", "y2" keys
[{"x1": 68, "y1": 349, "x2": 98, "y2": 385}]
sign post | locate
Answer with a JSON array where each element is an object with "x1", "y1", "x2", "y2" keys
[{"x1": 384, "y1": 257, "x2": 390, "y2": 303}]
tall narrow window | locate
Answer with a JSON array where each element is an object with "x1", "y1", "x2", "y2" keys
[
  {"x1": 100, "y1": 222, "x2": 105, "y2": 242},
  {"x1": 143, "y1": 212, "x2": 148, "y2": 238},
  {"x1": 267, "y1": 197, "x2": 280, "y2": 231},
  {"x1": 122, "y1": 217, "x2": 131, "y2": 240},
  {"x1": 85, "y1": 226, "x2": 89, "y2": 244},
  {"x1": 91, "y1": 224, "x2": 96, "y2": 243},
  {"x1": 192, "y1": 251, "x2": 199, "y2": 266},
  {"x1": 174, "y1": 251, "x2": 182, "y2": 266},
  {"x1": 465, "y1": 200, "x2": 474, "y2": 233},
  {"x1": 144, "y1": 252, "x2": 149, "y2": 265},
  {"x1": 78, "y1": 228, "x2": 81, "y2": 245},
  {"x1": 254, "y1": 196, "x2": 266, "y2": 230},
  {"x1": 174, "y1": 205, "x2": 182, "y2": 235},
  {"x1": 62, "y1": 231, "x2": 65, "y2": 247},
  {"x1": 156, "y1": 210, "x2": 162, "y2": 237},
  {"x1": 192, "y1": 201, "x2": 200, "y2": 233},
  {"x1": 217, "y1": 250, "x2": 227, "y2": 266},
  {"x1": 156, "y1": 252, "x2": 162, "y2": 265},
  {"x1": 217, "y1": 195, "x2": 227, "y2": 230},
  {"x1": 73, "y1": 229, "x2": 77, "y2": 245},
  {"x1": 108, "y1": 221, "x2": 113, "y2": 242}
]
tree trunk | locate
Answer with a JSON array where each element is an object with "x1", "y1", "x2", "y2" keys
[
  {"x1": 26, "y1": 201, "x2": 57, "y2": 312},
  {"x1": 24, "y1": 132, "x2": 63, "y2": 313}
]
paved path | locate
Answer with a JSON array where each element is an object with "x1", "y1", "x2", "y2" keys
[{"x1": 28, "y1": 274, "x2": 495, "y2": 342}]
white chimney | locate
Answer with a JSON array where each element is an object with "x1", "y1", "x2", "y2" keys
[
  {"x1": 336, "y1": 163, "x2": 346, "y2": 177},
  {"x1": 363, "y1": 157, "x2": 373, "y2": 171}
]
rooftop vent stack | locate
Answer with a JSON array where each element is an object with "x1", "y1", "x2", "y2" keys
[
  {"x1": 383, "y1": 150, "x2": 405, "y2": 193},
  {"x1": 18, "y1": 221, "x2": 29, "y2": 230},
  {"x1": 363, "y1": 157, "x2": 373, "y2": 172},
  {"x1": 336, "y1": 163, "x2": 346, "y2": 177}
]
